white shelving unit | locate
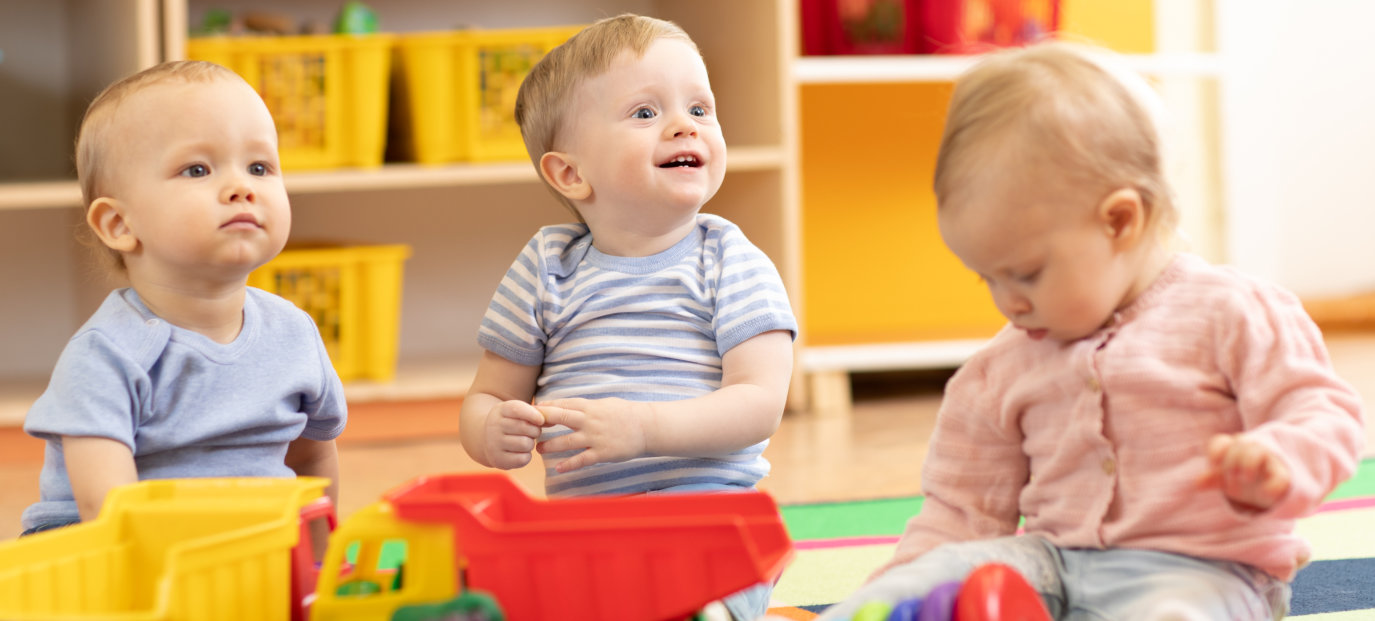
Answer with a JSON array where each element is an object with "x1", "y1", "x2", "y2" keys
[{"x1": 794, "y1": 51, "x2": 1222, "y2": 84}]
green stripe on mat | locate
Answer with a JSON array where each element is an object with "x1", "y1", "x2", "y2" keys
[
  {"x1": 781, "y1": 496, "x2": 922, "y2": 540},
  {"x1": 781, "y1": 457, "x2": 1375, "y2": 541},
  {"x1": 1330, "y1": 457, "x2": 1375, "y2": 499}
]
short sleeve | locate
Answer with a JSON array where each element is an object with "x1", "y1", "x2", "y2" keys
[
  {"x1": 710, "y1": 224, "x2": 798, "y2": 355},
  {"x1": 24, "y1": 331, "x2": 149, "y2": 450},
  {"x1": 477, "y1": 235, "x2": 549, "y2": 366},
  {"x1": 300, "y1": 321, "x2": 348, "y2": 441}
]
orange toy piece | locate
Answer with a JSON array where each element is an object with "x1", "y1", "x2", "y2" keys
[
  {"x1": 955, "y1": 563, "x2": 1052, "y2": 621},
  {"x1": 312, "y1": 472, "x2": 794, "y2": 621}
]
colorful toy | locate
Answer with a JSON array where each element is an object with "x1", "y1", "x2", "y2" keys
[
  {"x1": 0, "y1": 473, "x2": 792, "y2": 621},
  {"x1": 853, "y1": 563, "x2": 1050, "y2": 621},
  {"x1": 312, "y1": 472, "x2": 794, "y2": 621},
  {"x1": 0, "y1": 477, "x2": 331, "y2": 621},
  {"x1": 956, "y1": 564, "x2": 1051, "y2": 620},
  {"x1": 333, "y1": 1, "x2": 379, "y2": 35}
]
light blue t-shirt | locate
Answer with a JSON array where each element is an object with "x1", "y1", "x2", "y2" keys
[
  {"x1": 22, "y1": 287, "x2": 347, "y2": 530},
  {"x1": 478, "y1": 213, "x2": 798, "y2": 497}
]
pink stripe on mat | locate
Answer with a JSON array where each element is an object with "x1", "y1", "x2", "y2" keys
[
  {"x1": 792, "y1": 496, "x2": 1375, "y2": 551},
  {"x1": 795, "y1": 535, "x2": 900, "y2": 551}
]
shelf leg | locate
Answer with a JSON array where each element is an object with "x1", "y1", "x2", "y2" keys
[{"x1": 807, "y1": 370, "x2": 852, "y2": 417}]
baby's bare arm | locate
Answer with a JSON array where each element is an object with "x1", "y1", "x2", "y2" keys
[
  {"x1": 459, "y1": 351, "x2": 543, "y2": 469},
  {"x1": 63, "y1": 435, "x2": 137, "y2": 521}
]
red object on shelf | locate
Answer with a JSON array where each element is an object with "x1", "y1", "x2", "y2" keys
[
  {"x1": 955, "y1": 563, "x2": 1053, "y2": 621},
  {"x1": 800, "y1": 0, "x2": 1061, "y2": 56},
  {"x1": 801, "y1": 0, "x2": 922, "y2": 55},
  {"x1": 384, "y1": 472, "x2": 795, "y2": 621},
  {"x1": 922, "y1": 0, "x2": 1061, "y2": 54}
]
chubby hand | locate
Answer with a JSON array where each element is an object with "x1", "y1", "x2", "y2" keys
[
  {"x1": 483, "y1": 400, "x2": 546, "y2": 470},
  {"x1": 1197, "y1": 433, "x2": 1291, "y2": 512},
  {"x1": 536, "y1": 397, "x2": 651, "y2": 474}
]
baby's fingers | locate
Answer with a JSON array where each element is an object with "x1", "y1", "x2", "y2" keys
[
  {"x1": 1259, "y1": 461, "x2": 1292, "y2": 501},
  {"x1": 537, "y1": 405, "x2": 585, "y2": 430},
  {"x1": 553, "y1": 449, "x2": 598, "y2": 474},
  {"x1": 1196, "y1": 468, "x2": 1223, "y2": 490},
  {"x1": 501, "y1": 401, "x2": 547, "y2": 427},
  {"x1": 1206, "y1": 434, "x2": 1235, "y2": 465}
]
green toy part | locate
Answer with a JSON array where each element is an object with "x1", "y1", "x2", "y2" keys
[
  {"x1": 334, "y1": 1, "x2": 380, "y2": 34},
  {"x1": 391, "y1": 591, "x2": 505, "y2": 621}
]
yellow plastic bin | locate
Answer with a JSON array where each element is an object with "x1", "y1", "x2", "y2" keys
[
  {"x1": 0, "y1": 477, "x2": 328, "y2": 621},
  {"x1": 187, "y1": 33, "x2": 394, "y2": 170},
  {"x1": 248, "y1": 244, "x2": 412, "y2": 383},
  {"x1": 390, "y1": 26, "x2": 584, "y2": 164}
]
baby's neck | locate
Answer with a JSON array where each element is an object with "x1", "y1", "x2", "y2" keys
[
  {"x1": 584, "y1": 212, "x2": 699, "y2": 258},
  {"x1": 1120, "y1": 243, "x2": 1176, "y2": 311},
  {"x1": 130, "y1": 277, "x2": 247, "y2": 344}
]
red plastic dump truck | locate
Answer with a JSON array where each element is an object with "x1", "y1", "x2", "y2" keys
[{"x1": 312, "y1": 472, "x2": 795, "y2": 621}]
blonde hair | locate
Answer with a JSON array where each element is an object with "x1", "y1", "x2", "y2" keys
[
  {"x1": 515, "y1": 14, "x2": 698, "y2": 218},
  {"x1": 933, "y1": 42, "x2": 1178, "y2": 238},
  {"x1": 75, "y1": 60, "x2": 245, "y2": 270}
]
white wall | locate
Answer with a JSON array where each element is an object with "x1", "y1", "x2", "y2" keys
[{"x1": 1218, "y1": 0, "x2": 1375, "y2": 297}]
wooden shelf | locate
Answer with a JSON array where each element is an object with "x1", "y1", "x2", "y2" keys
[
  {"x1": 0, "y1": 181, "x2": 83, "y2": 211},
  {"x1": 0, "y1": 146, "x2": 786, "y2": 211},
  {"x1": 801, "y1": 339, "x2": 987, "y2": 373},
  {"x1": 289, "y1": 145, "x2": 785, "y2": 193},
  {"x1": 794, "y1": 52, "x2": 1223, "y2": 84}
]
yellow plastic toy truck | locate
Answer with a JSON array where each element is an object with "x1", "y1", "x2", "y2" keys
[{"x1": 0, "y1": 477, "x2": 331, "y2": 621}]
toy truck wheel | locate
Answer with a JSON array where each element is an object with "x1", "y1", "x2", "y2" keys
[{"x1": 391, "y1": 591, "x2": 505, "y2": 621}]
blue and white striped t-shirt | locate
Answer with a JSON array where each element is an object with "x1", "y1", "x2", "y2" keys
[{"x1": 477, "y1": 213, "x2": 798, "y2": 497}]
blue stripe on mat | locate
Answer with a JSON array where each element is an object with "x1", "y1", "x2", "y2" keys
[{"x1": 1290, "y1": 558, "x2": 1375, "y2": 616}]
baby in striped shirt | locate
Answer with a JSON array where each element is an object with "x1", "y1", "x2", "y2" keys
[
  {"x1": 460, "y1": 14, "x2": 798, "y2": 620},
  {"x1": 817, "y1": 42, "x2": 1364, "y2": 621}
]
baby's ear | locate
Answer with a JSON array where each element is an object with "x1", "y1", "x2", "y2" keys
[
  {"x1": 1098, "y1": 187, "x2": 1146, "y2": 246},
  {"x1": 539, "y1": 151, "x2": 591, "y2": 201},
  {"x1": 86, "y1": 197, "x2": 139, "y2": 253}
]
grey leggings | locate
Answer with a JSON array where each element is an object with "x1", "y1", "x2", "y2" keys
[{"x1": 816, "y1": 536, "x2": 1290, "y2": 621}]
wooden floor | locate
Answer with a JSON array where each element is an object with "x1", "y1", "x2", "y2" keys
[{"x1": 3, "y1": 333, "x2": 1374, "y2": 539}]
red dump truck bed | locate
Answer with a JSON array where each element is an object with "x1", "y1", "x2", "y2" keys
[{"x1": 384, "y1": 472, "x2": 794, "y2": 621}]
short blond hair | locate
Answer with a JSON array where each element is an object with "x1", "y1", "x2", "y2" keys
[
  {"x1": 515, "y1": 14, "x2": 697, "y2": 218},
  {"x1": 933, "y1": 42, "x2": 1178, "y2": 238},
  {"x1": 75, "y1": 60, "x2": 245, "y2": 270}
]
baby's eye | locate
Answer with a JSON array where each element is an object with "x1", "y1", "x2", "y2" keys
[
  {"x1": 689, "y1": 105, "x2": 707, "y2": 117},
  {"x1": 180, "y1": 164, "x2": 210, "y2": 178},
  {"x1": 1016, "y1": 270, "x2": 1043, "y2": 284},
  {"x1": 632, "y1": 107, "x2": 656, "y2": 120},
  {"x1": 248, "y1": 162, "x2": 269, "y2": 176}
]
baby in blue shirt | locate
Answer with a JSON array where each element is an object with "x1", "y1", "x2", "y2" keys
[{"x1": 21, "y1": 60, "x2": 346, "y2": 535}]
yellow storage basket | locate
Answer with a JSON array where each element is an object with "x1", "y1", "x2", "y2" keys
[
  {"x1": 391, "y1": 26, "x2": 584, "y2": 164},
  {"x1": 187, "y1": 34, "x2": 394, "y2": 170},
  {"x1": 249, "y1": 244, "x2": 412, "y2": 383}
]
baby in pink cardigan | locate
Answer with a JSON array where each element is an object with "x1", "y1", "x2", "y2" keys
[{"x1": 818, "y1": 42, "x2": 1365, "y2": 621}]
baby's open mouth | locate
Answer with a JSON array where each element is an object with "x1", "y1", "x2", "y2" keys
[{"x1": 659, "y1": 154, "x2": 702, "y2": 168}]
